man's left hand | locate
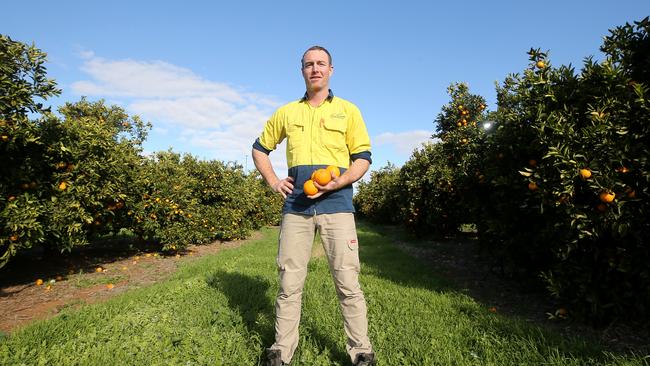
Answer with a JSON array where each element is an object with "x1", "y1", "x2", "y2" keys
[{"x1": 308, "y1": 171, "x2": 344, "y2": 199}]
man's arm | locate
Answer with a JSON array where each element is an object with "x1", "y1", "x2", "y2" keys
[
  {"x1": 310, "y1": 158, "x2": 370, "y2": 198},
  {"x1": 252, "y1": 148, "x2": 294, "y2": 199}
]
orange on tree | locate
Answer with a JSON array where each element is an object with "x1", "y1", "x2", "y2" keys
[
  {"x1": 579, "y1": 168, "x2": 592, "y2": 179},
  {"x1": 58, "y1": 181, "x2": 68, "y2": 191},
  {"x1": 35, "y1": 279, "x2": 44, "y2": 286},
  {"x1": 303, "y1": 179, "x2": 318, "y2": 196},
  {"x1": 599, "y1": 191, "x2": 615, "y2": 203},
  {"x1": 536, "y1": 60, "x2": 546, "y2": 69},
  {"x1": 313, "y1": 169, "x2": 332, "y2": 186},
  {"x1": 529, "y1": 159, "x2": 537, "y2": 167},
  {"x1": 528, "y1": 182, "x2": 538, "y2": 191}
]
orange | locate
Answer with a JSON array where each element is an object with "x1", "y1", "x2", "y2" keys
[
  {"x1": 106, "y1": 283, "x2": 114, "y2": 290},
  {"x1": 313, "y1": 169, "x2": 332, "y2": 186},
  {"x1": 536, "y1": 60, "x2": 546, "y2": 69},
  {"x1": 95, "y1": 266, "x2": 103, "y2": 273},
  {"x1": 596, "y1": 203, "x2": 608, "y2": 212},
  {"x1": 599, "y1": 191, "x2": 615, "y2": 203},
  {"x1": 529, "y1": 159, "x2": 537, "y2": 167},
  {"x1": 36, "y1": 279, "x2": 44, "y2": 286},
  {"x1": 528, "y1": 182, "x2": 538, "y2": 191},
  {"x1": 579, "y1": 168, "x2": 591, "y2": 179},
  {"x1": 617, "y1": 166, "x2": 629, "y2": 173},
  {"x1": 326, "y1": 165, "x2": 340, "y2": 178},
  {"x1": 303, "y1": 179, "x2": 318, "y2": 196},
  {"x1": 58, "y1": 181, "x2": 67, "y2": 191}
]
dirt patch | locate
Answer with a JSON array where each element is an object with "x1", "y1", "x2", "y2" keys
[
  {"x1": 392, "y1": 236, "x2": 650, "y2": 356},
  {"x1": 0, "y1": 231, "x2": 263, "y2": 334}
]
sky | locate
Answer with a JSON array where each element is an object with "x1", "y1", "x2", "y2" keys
[{"x1": 4, "y1": 1, "x2": 648, "y2": 175}]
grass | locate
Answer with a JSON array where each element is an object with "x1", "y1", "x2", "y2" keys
[
  {"x1": 1, "y1": 223, "x2": 648, "y2": 365},
  {"x1": 73, "y1": 275, "x2": 125, "y2": 288}
]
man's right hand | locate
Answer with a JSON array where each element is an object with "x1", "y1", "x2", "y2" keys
[{"x1": 271, "y1": 177, "x2": 294, "y2": 199}]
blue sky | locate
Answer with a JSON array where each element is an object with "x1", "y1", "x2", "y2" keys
[{"x1": 4, "y1": 1, "x2": 648, "y2": 174}]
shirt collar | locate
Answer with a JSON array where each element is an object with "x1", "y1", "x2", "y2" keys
[{"x1": 301, "y1": 89, "x2": 334, "y2": 102}]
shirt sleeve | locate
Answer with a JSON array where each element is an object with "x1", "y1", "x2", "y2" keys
[
  {"x1": 346, "y1": 104, "x2": 372, "y2": 163},
  {"x1": 254, "y1": 109, "x2": 286, "y2": 154}
]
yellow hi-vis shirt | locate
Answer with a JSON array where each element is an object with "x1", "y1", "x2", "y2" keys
[
  {"x1": 253, "y1": 91, "x2": 372, "y2": 215},
  {"x1": 256, "y1": 93, "x2": 371, "y2": 169}
]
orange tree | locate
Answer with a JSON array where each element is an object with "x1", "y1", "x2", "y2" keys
[
  {"x1": 353, "y1": 162, "x2": 402, "y2": 224},
  {"x1": 478, "y1": 18, "x2": 650, "y2": 322},
  {"x1": 1, "y1": 34, "x2": 60, "y2": 267},
  {"x1": 431, "y1": 83, "x2": 488, "y2": 235},
  {"x1": 42, "y1": 99, "x2": 149, "y2": 248},
  {"x1": 355, "y1": 83, "x2": 488, "y2": 237},
  {"x1": 128, "y1": 151, "x2": 282, "y2": 251}
]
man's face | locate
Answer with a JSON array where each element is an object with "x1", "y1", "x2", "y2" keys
[{"x1": 301, "y1": 50, "x2": 333, "y2": 93}]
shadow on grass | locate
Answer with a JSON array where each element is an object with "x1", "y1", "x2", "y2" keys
[{"x1": 206, "y1": 270, "x2": 351, "y2": 365}]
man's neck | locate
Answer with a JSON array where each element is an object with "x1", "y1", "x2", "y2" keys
[{"x1": 306, "y1": 88, "x2": 330, "y2": 107}]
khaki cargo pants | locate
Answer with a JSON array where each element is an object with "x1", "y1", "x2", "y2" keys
[{"x1": 270, "y1": 212, "x2": 373, "y2": 364}]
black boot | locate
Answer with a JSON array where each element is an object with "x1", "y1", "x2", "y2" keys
[
  {"x1": 353, "y1": 352, "x2": 375, "y2": 366},
  {"x1": 264, "y1": 348, "x2": 284, "y2": 366}
]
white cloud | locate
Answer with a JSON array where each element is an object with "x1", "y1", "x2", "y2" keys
[
  {"x1": 71, "y1": 52, "x2": 285, "y2": 171},
  {"x1": 373, "y1": 130, "x2": 433, "y2": 155}
]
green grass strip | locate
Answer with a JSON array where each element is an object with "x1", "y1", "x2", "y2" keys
[{"x1": 1, "y1": 224, "x2": 648, "y2": 365}]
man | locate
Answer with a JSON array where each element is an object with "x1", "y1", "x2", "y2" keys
[{"x1": 251, "y1": 46, "x2": 375, "y2": 366}]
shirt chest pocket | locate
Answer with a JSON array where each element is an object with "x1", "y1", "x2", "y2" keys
[
  {"x1": 321, "y1": 119, "x2": 348, "y2": 152},
  {"x1": 286, "y1": 121, "x2": 305, "y2": 154}
]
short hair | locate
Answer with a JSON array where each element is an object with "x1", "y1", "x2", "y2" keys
[{"x1": 301, "y1": 46, "x2": 332, "y2": 67}]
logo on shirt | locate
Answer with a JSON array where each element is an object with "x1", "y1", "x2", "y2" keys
[{"x1": 330, "y1": 112, "x2": 346, "y2": 119}]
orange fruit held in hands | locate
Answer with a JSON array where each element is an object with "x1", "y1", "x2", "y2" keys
[
  {"x1": 313, "y1": 169, "x2": 332, "y2": 186},
  {"x1": 303, "y1": 180, "x2": 318, "y2": 196},
  {"x1": 599, "y1": 191, "x2": 615, "y2": 203},
  {"x1": 326, "y1": 165, "x2": 340, "y2": 178}
]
